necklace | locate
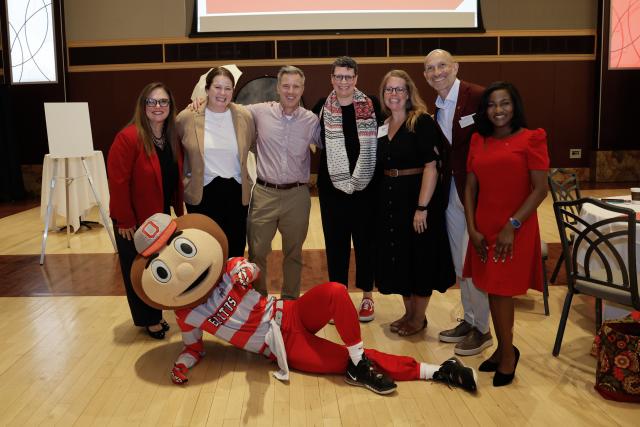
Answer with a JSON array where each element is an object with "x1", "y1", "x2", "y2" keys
[{"x1": 152, "y1": 132, "x2": 165, "y2": 150}]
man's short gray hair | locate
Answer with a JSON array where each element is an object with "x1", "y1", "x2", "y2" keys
[{"x1": 277, "y1": 65, "x2": 305, "y2": 85}]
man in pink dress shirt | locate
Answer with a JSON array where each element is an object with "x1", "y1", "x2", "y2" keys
[{"x1": 245, "y1": 66, "x2": 321, "y2": 300}]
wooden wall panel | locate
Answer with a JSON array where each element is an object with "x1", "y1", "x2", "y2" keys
[
  {"x1": 551, "y1": 61, "x2": 595, "y2": 165},
  {"x1": 68, "y1": 61, "x2": 593, "y2": 168},
  {"x1": 389, "y1": 37, "x2": 498, "y2": 56},
  {"x1": 69, "y1": 45, "x2": 163, "y2": 66},
  {"x1": 500, "y1": 35, "x2": 595, "y2": 55}
]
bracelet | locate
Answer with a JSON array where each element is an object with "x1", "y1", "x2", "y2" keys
[{"x1": 416, "y1": 205, "x2": 428, "y2": 211}]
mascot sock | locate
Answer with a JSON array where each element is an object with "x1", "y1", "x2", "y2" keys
[
  {"x1": 347, "y1": 341, "x2": 365, "y2": 365},
  {"x1": 419, "y1": 363, "x2": 439, "y2": 380}
]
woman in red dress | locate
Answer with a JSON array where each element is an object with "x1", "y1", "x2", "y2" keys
[{"x1": 463, "y1": 82, "x2": 549, "y2": 386}]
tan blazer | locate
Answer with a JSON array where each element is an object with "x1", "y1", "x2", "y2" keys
[{"x1": 177, "y1": 102, "x2": 256, "y2": 206}]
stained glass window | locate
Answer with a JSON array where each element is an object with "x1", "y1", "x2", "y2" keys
[{"x1": 6, "y1": 0, "x2": 57, "y2": 83}]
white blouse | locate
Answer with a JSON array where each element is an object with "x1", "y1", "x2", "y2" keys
[{"x1": 203, "y1": 108, "x2": 241, "y2": 185}]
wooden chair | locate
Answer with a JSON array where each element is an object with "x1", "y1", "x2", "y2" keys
[
  {"x1": 552, "y1": 198, "x2": 639, "y2": 356},
  {"x1": 547, "y1": 168, "x2": 582, "y2": 283}
]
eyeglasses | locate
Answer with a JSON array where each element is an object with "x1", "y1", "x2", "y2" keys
[
  {"x1": 145, "y1": 98, "x2": 170, "y2": 107},
  {"x1": 383, "y1": 87, "x2": 407, "y2": 94},
  {"x1": 332, "y1": 74, "x2": 355, "y2": 82}
]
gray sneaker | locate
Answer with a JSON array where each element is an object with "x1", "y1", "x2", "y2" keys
[
  {"x1": 439, "y1": 320, "x2": 473, "y2": 343},
  {"x1": 454, "y1": 327, "x2": 493, "y2": 356}
]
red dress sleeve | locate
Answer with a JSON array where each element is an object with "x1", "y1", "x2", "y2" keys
[{"x1": 526, "y1": 128, "x2": 550, "y2": 170}]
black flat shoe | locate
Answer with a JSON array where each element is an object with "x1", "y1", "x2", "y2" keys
[
  {"x1": 479, "y1": 359, "x2": 499, "y2": 372},
  {"x1": 493, "y1": 346, "x2": 520, "y2": 387},
  {"x1": 146, "y1": 325, "x2": 166, "y2": 340},
  {"x1": 160, "y1": 319, "x2": 170, "y2": 332}
]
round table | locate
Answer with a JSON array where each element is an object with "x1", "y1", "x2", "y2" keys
[{"x1": 578, "y1": 195, "x2": 640, "y2": 276}]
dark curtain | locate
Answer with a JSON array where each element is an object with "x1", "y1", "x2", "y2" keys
[{"x1": 0, "y1": 85, "x2": 26, "y2": 201}]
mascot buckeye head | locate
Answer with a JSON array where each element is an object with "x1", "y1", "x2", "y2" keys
[{"x1": 130, "y1": 213, "x2": 228, "y2": 310}]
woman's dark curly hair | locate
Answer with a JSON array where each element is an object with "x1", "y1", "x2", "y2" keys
[{"x1": 475, "y1": 81, "x2": 527, "y2": 137}]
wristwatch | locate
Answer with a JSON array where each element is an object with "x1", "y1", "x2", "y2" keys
[
  {"x1": 509, "y1": 217, "x2": 522, "y2": 229},
  {"x1": 416, "y1": 205, "x2": 428, "y2": 211}
]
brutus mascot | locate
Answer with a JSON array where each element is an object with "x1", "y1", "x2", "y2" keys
[{"x1": 131, "y1": 213, "x2": 478, "y2": 395}]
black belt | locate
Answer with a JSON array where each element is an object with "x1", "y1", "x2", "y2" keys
[
  {"x1": 257, "y1": 178, "x2": 304, "y2": 190},
  {"x1": 383, "y1": 168, "x2": 424, "y2": 177}
]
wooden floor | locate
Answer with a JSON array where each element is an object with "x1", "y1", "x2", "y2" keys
[
  {"x1": 0, "y1": 290, "x2": 636, "y2": 426},
  {"x1": 0, "y1": 188, "x2": 637, "y2": 426},
  {"x1": 0, "y1": 188, "x2": 631, "y2": 256}
]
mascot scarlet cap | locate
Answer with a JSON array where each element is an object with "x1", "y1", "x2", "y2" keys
[{"x1": 130, "y1": 213, "x2": 228, "y2": 310}]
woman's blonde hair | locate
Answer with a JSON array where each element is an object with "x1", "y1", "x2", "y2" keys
[
  {"x1": 130, "y1": 82, "x2": 178, "y2": 159},
  {"x1": 379, "y1": 70, "x2": 428, "y2": 132}
]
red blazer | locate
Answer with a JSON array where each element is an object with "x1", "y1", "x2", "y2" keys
[
  {"x1": 436, "y1": 80, "x2": 484, "y2": 206},
  {"x1": 107, "y1": 124, "x2": 184, "y2": 229}
]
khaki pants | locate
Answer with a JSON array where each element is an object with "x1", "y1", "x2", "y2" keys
[{"x1": 247, "y1": 184, "x2": 310, "y2": 299}]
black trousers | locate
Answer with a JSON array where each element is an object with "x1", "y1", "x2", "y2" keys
[
  {"x1": 318, "y1": 181, "x2": 375, "y2": 292},
  {"x1": 114, "y1": 227, "x2": 162, "y2": 326},
  {"x1": 186, "y1": 177, "x2": 248, "y2": 257}
]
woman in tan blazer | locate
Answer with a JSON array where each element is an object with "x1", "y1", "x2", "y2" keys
[{"x1": 176, "y1": 67, "x2": 255, "y2": 256}]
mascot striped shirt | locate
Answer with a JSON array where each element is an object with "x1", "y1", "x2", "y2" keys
[{"x1": 175, "y1": 257, "x2": 276, "y2": 354}]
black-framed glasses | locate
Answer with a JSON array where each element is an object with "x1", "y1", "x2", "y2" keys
[
  {"x1": 383, "y1": 87, "x2": 407, "y2": 94},
  {"x1": 332, "y1": 74, "x2": 355, "y2": 82},
  {"x1": 145, "y1": 98, "x2": 170, "y2": 107}
]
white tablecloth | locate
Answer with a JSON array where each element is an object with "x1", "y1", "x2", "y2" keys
[
  {"x1": 40, "y1": 151, "x2": 110, "y2": 232},
  {"x1": 578, "y1": 196, "x2": 640, "y2": 274}
]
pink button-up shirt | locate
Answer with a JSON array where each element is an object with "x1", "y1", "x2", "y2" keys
[{"x1": 247, "y1": 102, "x2": 321, "y2": 184}]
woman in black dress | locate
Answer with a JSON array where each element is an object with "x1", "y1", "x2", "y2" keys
[{"x1": 376, "y1": 70, "x2": 455, "y2": 336}]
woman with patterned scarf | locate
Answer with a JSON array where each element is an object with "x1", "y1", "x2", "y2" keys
[{"x1": 313, "y1": 56, "x2": 381, "y2": 322}]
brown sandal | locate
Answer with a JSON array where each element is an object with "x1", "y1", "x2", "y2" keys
[
  {"x1": 397, "y1": 318, "x2": 428, "y2": 337},
  {"x1": 390, "y1": 316, "x2": 408, "y2": 333}
]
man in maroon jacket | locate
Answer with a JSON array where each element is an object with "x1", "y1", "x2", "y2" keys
[{"x1": 423, "y1": 49, "x2": 492, "y2": 356}]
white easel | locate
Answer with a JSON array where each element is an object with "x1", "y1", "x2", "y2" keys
[{"x1": 40, "y1": 103, "x2": 117, "y2": 265}]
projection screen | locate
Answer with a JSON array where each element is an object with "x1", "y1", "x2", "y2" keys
[{"x1": 194, "y1": 0, "x2": 481, "y2": 34}]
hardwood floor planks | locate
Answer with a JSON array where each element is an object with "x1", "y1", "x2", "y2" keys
[{"x1": 0, "y1": 189, "x2": 638, "y2": 425}]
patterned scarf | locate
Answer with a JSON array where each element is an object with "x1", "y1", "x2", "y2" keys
[{"x1": 322, "y1": 89, "x2": 377, "y2": 194}]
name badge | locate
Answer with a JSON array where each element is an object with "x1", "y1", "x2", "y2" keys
[
  {"x1": 377, "y1": 123, "x2": 389, "y2": 138},
  {"x1": 459, "y1": 114, "x2": 475, "y2": 128}
]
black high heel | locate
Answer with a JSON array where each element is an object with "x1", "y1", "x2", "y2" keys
[
  {"x1": 160, "y1": 319, "x2": 170, "y2": 332},
  {"x1": 478, "y1": 359, "x2": 499, "y2": 372},
  {"x1": 493, "y1": 346, "x2": 520, "y2": 387}
]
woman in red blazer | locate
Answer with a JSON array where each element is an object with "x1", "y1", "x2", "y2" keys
[{"x1": 108, "y1": 82, "x2": 184, "y2": 339}]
